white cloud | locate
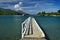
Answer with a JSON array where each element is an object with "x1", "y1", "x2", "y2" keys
[
  {"x1": 28, "y1": 0, "x2": 45, "y2": 3},
  {"x1": 19, "y1": 2, "x2": 22, "y2": 5},
  {"x1": 14, "y1": 2, "x2": 23, "y2": 11},
  {"x1": 0, "y1": 0, "x2": 18, "y2": 2},
  {"x1": 14, "y1": 4, "x2": 20, "y2": 11},
  {"x1": 44, "y1": 3, "x2": 54, "y2": 6},
  {"x1": 14, "y1": 4, "x2": 20, "y2": 8},
  {"x1": 21, "y1": 6, "x2": 34, "y2": 9},
  {"x1": 35, "y1": 3, "x2": 40, "y2": 7},
  {"x1": 34, "y1": 2, "x2": 54, "y2": 9},
  {"x1": 19, "y1": 8, "x2": 23, "y2": 10},
  {"x1": 28, "y1": 10, "x2": 36, "y2": 12}
]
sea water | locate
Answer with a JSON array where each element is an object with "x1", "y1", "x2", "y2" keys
[
  {"x1": 0, "y1": 15, "x2": 60, "y2": 40},
  {"x1": 0, "y1": 15, "x2": 28, "y2": 40},
  {"x1": 34, "y1": 16, "x2": 60, "y2": 40}
]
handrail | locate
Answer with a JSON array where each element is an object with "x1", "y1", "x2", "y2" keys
[{"x1": 21, "y1": 17, "x2": 31, "y2": 38}]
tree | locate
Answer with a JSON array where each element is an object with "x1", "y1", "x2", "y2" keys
[
  {"x1": 42, "y1": 11, "x2": 46, "y2": 16},
  {"x1": 58, "y1": 10, "x2": 60, "y2": 13},
  {"x1": 37, "y1": 12, "x2": 42, "y2": 16}
]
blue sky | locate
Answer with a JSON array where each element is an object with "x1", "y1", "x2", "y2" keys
[{"x1": 0, "y1": 0, "x2": 60, "y2": 14}]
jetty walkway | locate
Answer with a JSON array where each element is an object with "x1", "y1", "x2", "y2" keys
[{"x1": 20, "y1": 17, "x2": 46, "y2": 40}]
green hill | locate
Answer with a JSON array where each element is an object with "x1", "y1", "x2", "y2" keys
[
  {"x1": 0, "y1": 8, "x2": 28, "y2": 15},
  {"x1": 37, "y1": 10, "x2": 60, "y2": 16}
]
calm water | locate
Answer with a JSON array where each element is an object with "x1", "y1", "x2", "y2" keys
[
  {"x1": 0, "y1": 15, "x2": 60, "y2": 40},
  {"x1": 34, "y1": 16, "x2": 60, "y2": 40},
  {"x1": 0, "y1": 15, "x2": 28, "y2": 40}
]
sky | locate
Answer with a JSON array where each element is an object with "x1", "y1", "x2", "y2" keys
[{"x1": 0, "y1": 0, "x2": 60, "y2": 14}]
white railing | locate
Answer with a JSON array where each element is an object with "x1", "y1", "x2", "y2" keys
[{"x1": 21, "y1": 17, "x2": 31, "y2": 38}]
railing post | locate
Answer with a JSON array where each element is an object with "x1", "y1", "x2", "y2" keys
[
  {"x1": 22, "y1": 23, "x2": 23, "y2": 38},
  {"x1": 21, "y1": 17, "x2": 31, "y2": 38}
]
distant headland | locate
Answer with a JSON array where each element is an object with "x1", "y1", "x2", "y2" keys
[
  {"x1": 0, "y1": 8, "x2": 29, "y2": 16},
  {"x1": 37, "y1": 10, "x2": 60, "y2": 16}
]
